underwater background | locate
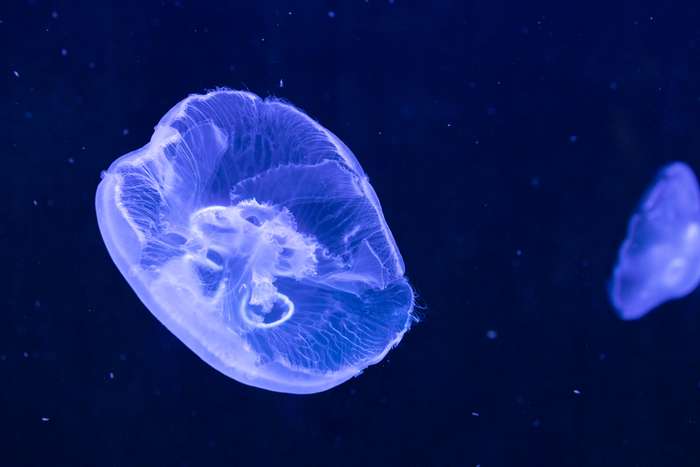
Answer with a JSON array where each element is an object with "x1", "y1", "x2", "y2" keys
[{"x1": 4, "y1": 1, "x2": 700, "y2": 466}]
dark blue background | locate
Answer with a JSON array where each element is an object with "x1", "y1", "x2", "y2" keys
[{"x1": 4, "y1": 1, "x2": 700, "y2": 466}]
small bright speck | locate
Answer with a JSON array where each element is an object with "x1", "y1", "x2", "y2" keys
[
  {"x1": 328, "y1": 11, "x2": 336, "y2": 18},
  {"x1": 67, "y1": 157, "x2": 75, "y2": 165},
  {"x1": 13, "y1": 70, "x2": 20, "y2": 78},
  {"x1": 471, "y1": 411, "x2": 480, "y2": 417},
  {"x1": 122, "y1": 128, "x2": 129, "y2": 136},
  {"x1": 279, "y1": 79, "x2": 284, "y2": 88},
  {"x1": 569, "y1": 135, "x2": 578, "y2": 143},
  {"x1": 51, "y1": 11, "x2": 58, "y2": 19},
  {"x1": 32, "y1": 200, "x2": 38, "y2": 207},
  {"x1": 516, "y1": 249, "x2": 523, "y2": 256},
  {"x1": 61, "y1": 48, "x2": 68, "y2": 56},
  {"x1": 108, "y1": 371, "x2": 115, "y2": 380},
  {"x1": 486, "y1": 330, "x2": 498, "y2": 340},
  {"x1": 573, "y1": 389, "x2": 581, "y2": 395},
  {"x1": 41, "y1": 417, "x2": 50, "y2": 422}
]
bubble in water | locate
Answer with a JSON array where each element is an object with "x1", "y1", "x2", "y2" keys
[
  {"x1": 609, "y1": 162, "x2": 700, "y2": 320},
  {"x1": 95, "y1": 89, "x2": 415, "y2": 393}
]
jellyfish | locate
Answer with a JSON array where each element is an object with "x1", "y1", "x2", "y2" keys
[
  {"x1": 95, "y1": 89, "x2": 414, "y2": 394},
  {"x1": 609, "y1": 162, "x2": 700, "y2": 320}
]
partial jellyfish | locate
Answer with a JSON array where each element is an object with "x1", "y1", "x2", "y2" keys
[
  {"x1": 95, "y1": 89, "x2": 415, "y2": 394},
  {"x1": 609, "y1": 162, "x2": 700, "y2": 320}
]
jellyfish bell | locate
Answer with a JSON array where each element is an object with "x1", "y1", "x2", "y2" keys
[
  {"x1": 609, "y1": 162, "x2": 700, "y2": 320},
  {"x1": 96, "y1": 89, "x2": 415, "y2": 394}
]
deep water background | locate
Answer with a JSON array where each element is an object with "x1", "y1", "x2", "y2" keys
[{"x1": 4, "y1": 1, "x2": 700, "y2": 466}]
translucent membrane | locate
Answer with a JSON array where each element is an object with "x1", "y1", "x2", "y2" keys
[
  {"x1": 96, "y1": 90, "x2": 414, "y2": 393},
  {"x1": 609, "y1": 162, "x2": 700, "y2": 320}
]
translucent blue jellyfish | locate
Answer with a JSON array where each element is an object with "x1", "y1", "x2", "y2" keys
[
  {"x1": 609, "y1": 162, "x2": 700, "y2": 320},
  {"x1": 95, "y1": 90, "x2": 414, "y2": 393}
]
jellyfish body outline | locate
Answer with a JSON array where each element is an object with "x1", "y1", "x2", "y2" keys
[
  {"x1": 96, "y1": 89, "x2": 415, "y2": 394},
  {"x1": 609, "y1": 161, "x2": 700, "y2": 320}
]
